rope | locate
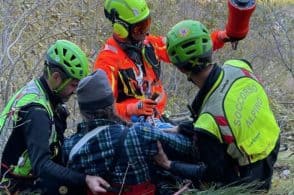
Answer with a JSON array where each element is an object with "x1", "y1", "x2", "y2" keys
[
  {"x1": 173, "y1": 180, "x2": 192, "y2": 195},
  {"x1": 118, "y1": 162, "x2": 131, "y2": 195},
  {"x1": 0, "y1": 165, "x2": 12, "y2": 190}
]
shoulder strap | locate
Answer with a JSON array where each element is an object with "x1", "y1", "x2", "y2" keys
[{"x1": 68, "y1": 125, "x2": 109, "y2": 161}]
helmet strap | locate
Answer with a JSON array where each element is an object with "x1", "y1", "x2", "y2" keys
[
  {"x1": 46, "y1": 66, "x2": 52, "y2": 80},
  {"x1": 53, "y1": 78, "x2": 72, "y2": 94},
  {"x1": 45, "y1": 63, "x2": 72, "y2": 94}
]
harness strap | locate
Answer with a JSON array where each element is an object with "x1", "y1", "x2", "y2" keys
[{"x1": 68, "y1": 125, "x2": 109, "y2": 162}]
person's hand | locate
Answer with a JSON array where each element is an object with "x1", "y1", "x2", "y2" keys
[
  {"x1": 163, "y1": 126, "x2": 179, "y2": 134},
  {"x1": 85, "y1": 175, "x2": 110, "y2": 194},
  {"x1": 211, "y1": 30, "x2": 243, "y2": 50},
  {"x1": 126, "y1": 99, "x2": 157, "y2": 116},
  {"x1": 154, "y1": 141, "x2": 171, "y2": 170}
]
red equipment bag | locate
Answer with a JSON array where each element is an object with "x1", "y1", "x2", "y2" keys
[{"x1": 226, "y1": 0, "x2": 256, "y2": 40}]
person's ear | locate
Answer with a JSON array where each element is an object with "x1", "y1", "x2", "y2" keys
[{"x1": 51, "y1": 72, "x2": 62, "y2": 89}]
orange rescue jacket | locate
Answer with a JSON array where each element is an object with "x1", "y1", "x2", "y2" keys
[
  {"x1": 94, "y1": 34, "x2": 223, "y2": 121},
  {"x1": 94, "y1": 35, "x2": 169, "y2": 121}
]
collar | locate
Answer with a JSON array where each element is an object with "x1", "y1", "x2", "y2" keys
[
  {"x1": 191, "y1": 64, "x2": 222, "y2": 118},
  {"x1": 38, "y1": 76, "x2": 63, "y2": 109},
  {"x1": 77, "y1": 119, "x2": 117, "y2": 133},
  {"x1": 113, "y1": 36, "x2": 146, "y2": 74},
  {"x1": 113, "y1": 35, "x2": 144, "y2": 52}
]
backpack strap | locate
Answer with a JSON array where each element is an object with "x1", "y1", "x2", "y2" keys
[{"x1": 68, "y1": 125, "x2": 109, "y2": 162}]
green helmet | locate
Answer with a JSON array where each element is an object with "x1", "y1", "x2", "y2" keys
[
  {"x1": 167, "y1": 20, "x2": 212, "y2": 72},
  {"x1": 46, "y1": 40, "x2": 89, "y2": 80},
  {"x1": 104, "y1": 0, "x2": 150, "y2": 25}
]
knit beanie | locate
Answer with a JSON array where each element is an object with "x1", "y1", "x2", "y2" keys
[{"x1": 77, "y1": 70, "x2": 114, "y2": 112}]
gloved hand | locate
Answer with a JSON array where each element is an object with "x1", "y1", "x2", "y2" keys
[
  {"x1": 127, "y1": 99, "x2": 157, "y2": 117},
  {"x1": 211, "y1": 30, "x2": 229, "y2": 51},
  {"x1": 211, "y1": 30, "x2": 242, "y2": 50}
]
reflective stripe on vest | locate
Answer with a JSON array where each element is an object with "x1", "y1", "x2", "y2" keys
[
  {"x1": 0, "y1": 79, "x2": 56, "y2": 176},
  {"x1": 194, "y1": 60, "x2": 280, "y2": 166},
  {"x1": 104, "y1": 44, "x2": 118, "y2": 54}
]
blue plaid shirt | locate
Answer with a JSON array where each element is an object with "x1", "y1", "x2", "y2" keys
[{"x1": 63, "y1": 119, "x2": 192, "y2": 184}]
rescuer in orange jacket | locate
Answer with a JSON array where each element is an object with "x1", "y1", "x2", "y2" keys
[{"x1": 94, "y1": 0, "x2": 243, "y2": 122}]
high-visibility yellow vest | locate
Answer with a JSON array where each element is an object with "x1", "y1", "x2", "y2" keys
[
  {"x1": 194, "y1": 60, "x2": 280, "y2": 166},
  {"x1": 0, "y1": 79, "x2": 57, "y2": 176}
]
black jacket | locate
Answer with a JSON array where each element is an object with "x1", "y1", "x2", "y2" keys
[{"x1": 1, "y1": 76, "x2": 85, "y2": 193}]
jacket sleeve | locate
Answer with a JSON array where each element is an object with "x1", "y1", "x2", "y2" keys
[
  {"x1": 147, "y1": 33, "x2": 224, "y2": 57},
  {"x1": 210, "y1": 30, "x2": 227, "y2": 51},
  {"x1": 169, "y1": 161, "x2": 206, "y2": 181},
  {"x1": 178, "y1": 121, "x2": 196, "y2": 137},
  {"x1": 94, "y1": 49, "x2": 119, "y2": 98},
  {"x1": 94, "y1": 49, "x2": 138, "y2": 120},
  {"x1": 146, "y1": 35, "x2": 170, "y2": 63},
  {"x1": 21, "y1": 105, "x2": 86, "y2": 186},
  {"x1": 116, "y1": 98, "x2": 141, "y2": 121},
  {"x1": 195, "y1": 129, "x2": 237, "y2": 183},
  {"x1": 174, "y1": 125, "x2": 237, "y2": 182}
]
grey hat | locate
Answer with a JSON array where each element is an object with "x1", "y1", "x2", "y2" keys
[{"x1": 77, "y1": 70, "x2": 114, "y2": 112}]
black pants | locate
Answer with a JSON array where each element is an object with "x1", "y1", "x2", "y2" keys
[{"x1": 238, "y1": 137, "x2": 280, "y2": 191}]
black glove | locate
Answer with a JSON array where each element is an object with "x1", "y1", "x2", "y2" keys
[{"x1": 170, "y1": 161, "x2": 207, "y2": 181}]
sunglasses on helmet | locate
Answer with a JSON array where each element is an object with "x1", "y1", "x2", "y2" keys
[{"x1": 131, "y1": 17, "x2": 151, "y2": 38}]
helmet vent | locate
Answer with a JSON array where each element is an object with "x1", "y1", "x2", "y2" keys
[
  {"x1": 54, "y1": 48, "x2": 58, "y2": 55},
  {"x1": 182, "y1": 41, "x2": 195, "y2": 49},
  {"x1": 191, "y1": 56, "x2": 197, "y2": 61},
  {"x1": 202, "y1": 29, "x2": 208, "y2": 33},
  {"x1": 63, "y1": 48, "x2": 67, "y2": 56},
  {"x1": 64, "y1": 60, "x2": 71, "y2": 67},
  {"x1": 202, "y1": 38, "x2": 208, "y2": 43},
  {"x1": 70, "y1": 55, "x2": 76, "y2": 61},
  {"x1": 171, "y1": 50, "x2": 176, "y2": 56},
  {"x1": 187, "y1": 49, "x2": 196, "y2": 55},
  {"x1": 76, "y1": 64, "x2": 81, "y2": 67}
]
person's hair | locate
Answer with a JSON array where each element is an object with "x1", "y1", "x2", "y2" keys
[
  {"x1": 42, "y1": 64, "x2": 68, "y2": 80},
  {"x1": 81, "y1": 104, "x2": 128, "y2": 125}
]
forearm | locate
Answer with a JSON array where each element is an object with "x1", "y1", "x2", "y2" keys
[
  {"x1": 146, "y1": 35, "x2": 170, "y2": 63},
  {"x1": 39, "y1": 159, "x2": 86, "y2": 186}
]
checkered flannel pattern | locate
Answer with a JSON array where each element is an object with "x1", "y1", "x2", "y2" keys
[{"x1": 63, "y1": 119, "x2": 193, "y2": 184}]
